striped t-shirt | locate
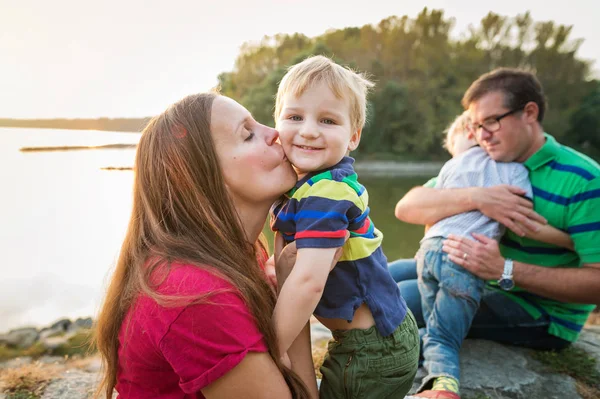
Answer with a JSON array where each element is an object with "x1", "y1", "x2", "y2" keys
[
  {"x1": 491, "y1": 134, "x2": 599, "y2": 342},
  {"x1": 270, "y1": 157, "x2": 407, "y2": 337}
]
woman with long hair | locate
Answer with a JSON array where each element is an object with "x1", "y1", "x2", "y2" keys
[{"x1": 94, "y1": 92, "x2": 319, "y2": 398}]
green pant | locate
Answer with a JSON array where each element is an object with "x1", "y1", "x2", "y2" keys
[{"x1": 319, "y1": 310, "x2": 419, "y2": 399}]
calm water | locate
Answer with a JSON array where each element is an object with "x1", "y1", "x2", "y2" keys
[{"x1": 0, "y1": 127, "x2": 435, "y2": 332}]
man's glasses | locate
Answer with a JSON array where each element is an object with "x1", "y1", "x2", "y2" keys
[{"x1": 470, "y1": 108, "x2": 523, "y2": 134}]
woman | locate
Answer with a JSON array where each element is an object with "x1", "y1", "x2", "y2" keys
[{"x1": 94, "y1": 92, "x2": 319, "y2": 398}]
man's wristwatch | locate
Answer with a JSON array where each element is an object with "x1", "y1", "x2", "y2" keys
[{"x1": 498, "y1": 258, "x2": 515, "y2": 291}]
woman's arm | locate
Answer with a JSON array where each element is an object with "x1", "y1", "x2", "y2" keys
[
  {"x1": 202, "y1": 352, "x2": 293, "y2": 399},
  {"x1": 287, "y1": 321, "x2": 319, "y2": 398}
]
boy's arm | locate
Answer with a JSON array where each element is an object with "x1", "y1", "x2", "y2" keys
[
  {"x1": 518, "y1": 221, "x2": 574, "y2": 250},
  {"x1": 273, "y1": 247, "x2": 337, "y2": 356}
]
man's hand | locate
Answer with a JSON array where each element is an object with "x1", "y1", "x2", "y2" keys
[
  {"x1": 273, "y1": 232, "x2": 349, "y2": 292},
  {"x1": 471, "y1": 185, "x2": 547, "y2": 236},
  {"x1": 443, "y1": 233, "x2": 505, "y2": 280}
]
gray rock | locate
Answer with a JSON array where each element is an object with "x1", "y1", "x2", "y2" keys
[
  {"x1": 49, "y1": 319, "x2": 72, "y2": 332},
  {"x1": 310, "y1": 322, "x2": 333, "y2": 344},
  {"x1": 41, "y1": 370, "x2": 101, "y2": 399},
  {"x1": 0, "y1": 327, "x2": 39, "y2": 348},
  {"x1": 74, "y1": 317, "x2": 93, "y2": 330},
  {"x1": 41, "y1": 335, "x2": 70, "y2": 350},
  {"x1": 408, "y1": 339, "x2": 582, "y2": 399},
  {"x1": 574, "y1": 326, "x2": 600, "y2": 374},
  {"x1": 0, "y1": 356, "x2": 32, "y2": 369},
  {"x1": 37, "y1": 355, "x2": 67, "y2": 365},
  {"x1": 40, "y1": 326, "x2": 67, "y2": 340}
]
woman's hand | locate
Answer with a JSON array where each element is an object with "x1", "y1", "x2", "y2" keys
[
  {"x1": 273, "y1": 231, "x2": 349, "y2": 292},
  {"x1": 264, "y1": 256, "x2": 278, "y2": 292},
  {"x1": 442, "y1": 233, "x2": 505, "y2": 280}
]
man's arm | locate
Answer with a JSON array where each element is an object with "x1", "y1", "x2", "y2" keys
[
  {"x1": 394, "y1": 185, "x2": 546, "y2": 236},
  {"x1": 443, "y1": 233, "x2": 600, "y2": 305}
]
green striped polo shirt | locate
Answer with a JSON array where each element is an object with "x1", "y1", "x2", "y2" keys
[{"x1": 491, "y1": 133, "x2": 600, "y2": 342}]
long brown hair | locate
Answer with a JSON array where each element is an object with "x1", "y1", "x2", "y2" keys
[{"x1": 94, "y1": 93, "x2": 309, "y2": 398}]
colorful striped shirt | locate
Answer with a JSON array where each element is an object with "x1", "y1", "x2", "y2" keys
[
  {"x1": 270, "y1": 157, "x2": 407, "y2": 336},
  {"x1": 491, "y1": 134, "x2": 600, "y2": 342}
]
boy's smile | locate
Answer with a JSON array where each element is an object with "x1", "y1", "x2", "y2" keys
[{"x1": 276, "y1": 81, "x2": 361, "y2": 177}]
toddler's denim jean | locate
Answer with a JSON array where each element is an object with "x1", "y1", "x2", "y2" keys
[{"x1": 416, "y1": 237, "x2": 485, "y2": 388}]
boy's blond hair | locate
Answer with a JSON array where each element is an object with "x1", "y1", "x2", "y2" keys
[
  {"x1": 274, "y1": 55, "x2": 374, "y2": 133},
  {"x1": 443, "y1": 110, "x2": 472, "y2": 152}
]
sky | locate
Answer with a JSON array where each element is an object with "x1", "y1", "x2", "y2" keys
[{"x1": 1, "y1": 0, "x2": 598, "y2": 119}]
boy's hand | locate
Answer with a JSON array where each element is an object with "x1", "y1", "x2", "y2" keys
[
  {"x1": 471, "y1": 185, "x2": 547, "y2": 236},
  {"x1": 273, "y1": 231, "x2": 349, "y2": 290}
]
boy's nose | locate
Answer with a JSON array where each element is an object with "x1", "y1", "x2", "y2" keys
[{"x1": 299, "y1": 122, "x2": 319, "y2": 138}]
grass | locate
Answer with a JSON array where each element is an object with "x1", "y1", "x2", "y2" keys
[
  {"x1": 311, "y1": 340, "x2": 328, "y2": 379},
  {"x1": 0, "y1": 363, "x2": 58, "y2": 398},
  {"x1": 532, "y1": 346, "x2": 600, "y2": 399},
  {"x1": 586, "y1": 309, "x2": 600, "y2": 326}
]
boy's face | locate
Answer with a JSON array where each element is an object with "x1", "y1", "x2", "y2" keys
[
  {"x1": 276, "y1": 82, "x2": 361, "y2": 178},
  {"x1": 450, "y1": 133, "x2": 476, "y2": 157}
]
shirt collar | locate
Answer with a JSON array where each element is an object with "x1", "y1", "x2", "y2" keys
[
  {"x1": 524, "y1": 133, "x2": 560, "y2": 171},
  {"x1": 293, "y1": 156, "x2": 355, "y2": 189}
]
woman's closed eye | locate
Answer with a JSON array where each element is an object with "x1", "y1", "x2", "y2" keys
[{"x1": 244, "y1": 128, "x2": 255, "y2": 141}]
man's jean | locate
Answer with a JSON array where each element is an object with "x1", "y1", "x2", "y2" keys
[
  {"x1": 415, "y1": 238, "x2": 486, "y2": 385},
  {"x1": 389, "y1": 258, "x2": 570, "y2": 352}
]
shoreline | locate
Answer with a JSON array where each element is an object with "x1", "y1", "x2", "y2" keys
[{"x1": 98, "y1": 160, "x2": 445, "y2": 176}]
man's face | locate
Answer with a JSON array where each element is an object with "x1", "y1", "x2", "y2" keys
[{"x1": 469, "y1": 91, "x2": 534, "y2": 163}]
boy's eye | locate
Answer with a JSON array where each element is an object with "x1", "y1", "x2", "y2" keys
[
  {"x1": 322, "y1": 118, "x2": 336, "y2": 125},
  {"x1": 289, "y1": 115, "x2": 302, "y2": 121}
]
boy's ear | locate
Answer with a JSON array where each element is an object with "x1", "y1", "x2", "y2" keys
[{"x1": 348, "y1": 128, "x2": 362, "y2": 151}]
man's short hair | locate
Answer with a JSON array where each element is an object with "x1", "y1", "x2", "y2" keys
[
  {"x1": 274, "y1": 55, "x2": 374, "y2": 132},
  {"x1": 462, "y1": 68, "x2": 547, "y2": 123}
]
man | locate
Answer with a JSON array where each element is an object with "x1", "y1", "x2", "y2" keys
[{"x1": 397, "y1": 68, "x2": 600, "y2": 399}]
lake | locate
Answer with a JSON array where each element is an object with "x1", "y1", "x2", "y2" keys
[{"x1": 0, "y1": 127, "x2": 438, "y2": 332}]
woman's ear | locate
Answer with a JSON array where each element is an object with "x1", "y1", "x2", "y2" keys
[{"x1": 348, "y1": 129, "x2": 362, "y2": 151}]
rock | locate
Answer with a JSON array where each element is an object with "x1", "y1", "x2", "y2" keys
[
  {"x1": 82, "y1": 357, "x2": 102, "y2": 373},
  {"x1": 310, "y1": 322, "x2": 333, "y2": 344},
  {"x1": 37, "y1": 355, "x2": 67, "y2": 365},
  {"x1": 41, "y1": 369, "x2": 116, "y2": 399},
  {"x1": 41, "y1": 335, "x2": 71, "y2": 350},
  {"x1": 408, "y1": 339, "x2": 582, "y2": 399},
  {"x1": 49, "y1": 319, "x2": 72, "y2": 332},
  {"x1": 40, "y1": 326, "x2": 66, "y2": 340},
  {"x1": 574, "y1": 326, "x2": 600, "y2": 374},
  {"x1": 0, "y1": 327, "x2": 39, "y2": 348},
  {"x1": 74, "y1": 317, "x2": 93, "y2": 330},
  {"x1": 0, "y1": 356, "x2": 32, "y2": 369}
]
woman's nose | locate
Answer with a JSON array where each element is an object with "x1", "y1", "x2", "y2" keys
[{"x1": 264, "y1": 125, "x2": 279, "y2": 145}]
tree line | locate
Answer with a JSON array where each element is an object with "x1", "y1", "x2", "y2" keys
[{"x1": 218, "y1": 8, "x2": 600, "y2": 160}]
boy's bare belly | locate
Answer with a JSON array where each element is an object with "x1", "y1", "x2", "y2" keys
[{"x1": 316, "y1": 303, "x2": 376, "y2": 331}]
